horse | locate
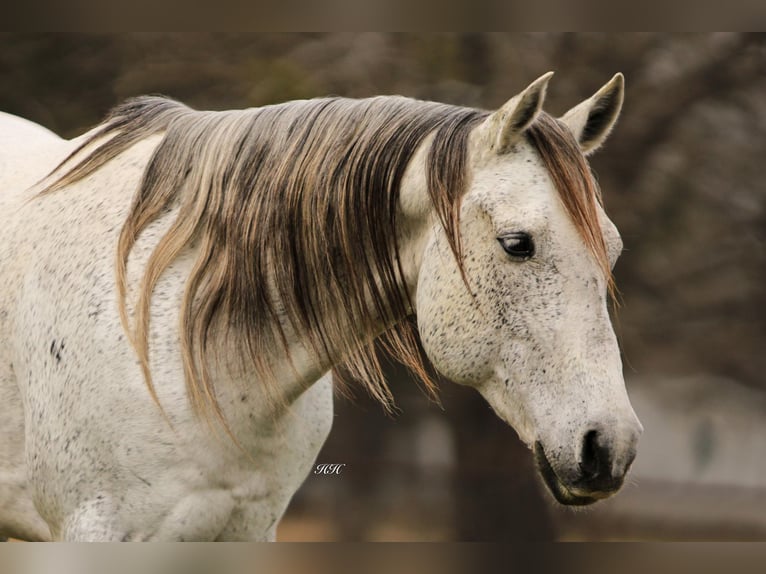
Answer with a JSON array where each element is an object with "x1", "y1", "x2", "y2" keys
[{"x1": 0, "y1": 72, "x2": 642, "y2": 541}]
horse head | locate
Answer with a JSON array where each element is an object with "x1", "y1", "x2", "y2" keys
[{"x1": 415, "y1": 73, "x2": 642, "y2": 505}]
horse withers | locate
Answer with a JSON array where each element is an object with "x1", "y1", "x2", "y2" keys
[{"x1": 0, "y1": 73, "x2": 641, "y2": 540}]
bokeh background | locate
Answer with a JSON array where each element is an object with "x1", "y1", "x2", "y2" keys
[{"x1": 1, "y1": 33, "x2": 764, "y2": 541}]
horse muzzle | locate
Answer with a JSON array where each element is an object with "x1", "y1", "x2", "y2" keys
[{"x1": 533, "y1": 422, "x2": 641, "y2": 506}]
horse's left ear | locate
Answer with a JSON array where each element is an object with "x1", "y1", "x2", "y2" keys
[
  {"x1": 560, "y1": 73, "x2": 624, "y2": 155},
  {"x1": 484, "y1": 71, "x2": 554, "y2": 155}
]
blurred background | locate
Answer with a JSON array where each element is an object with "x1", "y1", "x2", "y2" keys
[{"x1": 1, "y1": 33, "x2": 764, "y2": 541}]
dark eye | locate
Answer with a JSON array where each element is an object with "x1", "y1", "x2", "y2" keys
[{"x1": 498, "y1": 232, "x2": 535, "y2": 260}]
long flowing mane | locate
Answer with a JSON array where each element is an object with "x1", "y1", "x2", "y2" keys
[{"x1": 41, "y1": 95, "x2": 610, "y2": 432}]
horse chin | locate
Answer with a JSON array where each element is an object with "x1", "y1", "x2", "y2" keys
[{"x1": 533, "y1": 441, "x2": 601, "y2": 507}]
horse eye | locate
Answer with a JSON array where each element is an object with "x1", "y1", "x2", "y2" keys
[{"x1": 498, "y1": 232, "x2": 535, "y2": 260}]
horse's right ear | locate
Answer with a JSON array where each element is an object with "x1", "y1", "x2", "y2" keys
[{"x1": 483, "y1": 72, "x2": 554, "y2": 155}]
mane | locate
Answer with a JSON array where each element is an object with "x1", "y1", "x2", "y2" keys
[
  {"x1": 42, "y1": 95, "x2": 489, "y2": 430},
  {"x1": 41, "y1": 95, "x2": 610, "y2": 433}
]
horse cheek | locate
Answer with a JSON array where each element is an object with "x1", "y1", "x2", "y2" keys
[{"x1": 416, "y1": 239, "x2": 498, "y2": 386}]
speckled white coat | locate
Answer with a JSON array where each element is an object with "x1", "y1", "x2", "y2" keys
[{"x1": 0, "y1": 74, "x2": 641, "y2": 541}]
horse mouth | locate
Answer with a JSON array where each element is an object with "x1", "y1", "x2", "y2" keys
[{"x1": 533, "y1": 441, "x2": 601, "y2": 506}]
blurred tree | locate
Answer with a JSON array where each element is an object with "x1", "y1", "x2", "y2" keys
[{"x1": 0, "y1": 33, "x2": 120, "y2": 135}]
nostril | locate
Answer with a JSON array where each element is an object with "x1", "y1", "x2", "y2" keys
[
  {"x1": 579, "y1": 429, "x2": 601, "y2": 479},
  {"x1": 576, "y1": 426, "x2": 636, "y2": 493}
]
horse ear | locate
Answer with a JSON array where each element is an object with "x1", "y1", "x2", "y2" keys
[
  {"x1": 486, "y1": 71, "x2": 553, "y2": 155},
  {"x1": 560, "y1": 73, "x2": 624, "y2": 155}
]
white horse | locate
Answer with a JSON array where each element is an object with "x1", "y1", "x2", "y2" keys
[{"x1": 0, "y1": 73, "x2": 642, "y2": 541}]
